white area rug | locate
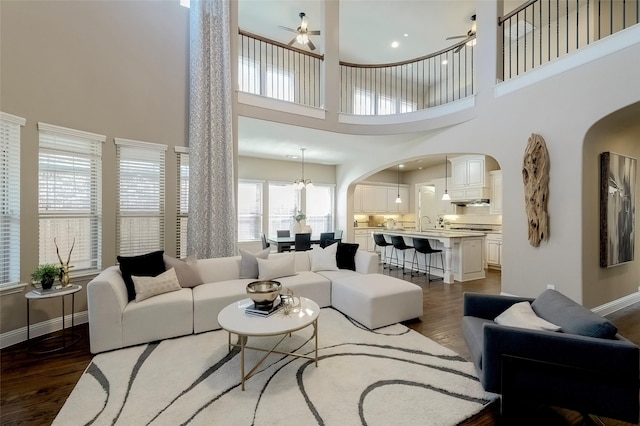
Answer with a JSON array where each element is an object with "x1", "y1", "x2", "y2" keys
[{"x1": 54, "y1": 308, "x2": 497, "y2": 425}]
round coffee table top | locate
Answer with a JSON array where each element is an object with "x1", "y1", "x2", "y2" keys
[{"x1": 218, "y1": 296, "x2": 320, "y2": 336}]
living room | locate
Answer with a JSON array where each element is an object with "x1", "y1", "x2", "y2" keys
[{"x1": 1, "y1": 0, "x2": 639, "y2": 424}]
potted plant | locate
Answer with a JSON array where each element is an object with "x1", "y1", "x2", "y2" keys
[{"x1": 31, "y1": 264, "x2": 60, "y2": 290}]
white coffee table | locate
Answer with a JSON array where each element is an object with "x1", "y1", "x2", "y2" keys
[{"x1": 217, "y1": 296, "x2": 319, "y2": 390}]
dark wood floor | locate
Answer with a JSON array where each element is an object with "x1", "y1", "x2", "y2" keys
[{"x1": 1, "y1": 267, "x2": 639, "y2": 425}]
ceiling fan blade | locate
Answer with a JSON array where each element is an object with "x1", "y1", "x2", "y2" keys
[
  {"x1": 288, "y1": 37, "x2": 297, "y2": 46},
  {"x1": 308, "y1": 30, "x2": 321, "y2": 35},
  {"x1": 278, "y1": 25, "x2": 298, "y2": 33},
  {"x1": 307, "y1": 39, "x2": 316, "y2": 51},
  {"x1": 446, "y1": 35, "x2": 467, "y2": 40}
]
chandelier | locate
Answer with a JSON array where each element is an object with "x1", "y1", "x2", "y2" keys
[{"x1": 293, "y1": 148, "x2": 313, "y2": 189}]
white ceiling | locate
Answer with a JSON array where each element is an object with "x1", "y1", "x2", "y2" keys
[{"x1": 237, "y1": 1, "x2": 523, "y2": 171}]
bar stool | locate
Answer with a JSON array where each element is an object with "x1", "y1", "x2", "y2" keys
[
  {"x1": 411, "y1": 238, "x2": 444, "y2": 281},
  {"x1": 373, "y1": 233, "x2": 392, "y2": 269},
  {"x1": 390, "y1": 235, "x2": 415, "y2": 275}
]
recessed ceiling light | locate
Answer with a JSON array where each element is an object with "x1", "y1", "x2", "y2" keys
[
  {"x1": 399, "y1": 164, "x2": 405, "y2": 168},
  {"x1": 391, "y1": 41, "x2": 399, "y2": 48},
  {"x1": 285, "y1": 154, "x2": 299, "y2": 159},
  {"x1": 404, "y1": 33, "x2": 409, "y2": 37}
]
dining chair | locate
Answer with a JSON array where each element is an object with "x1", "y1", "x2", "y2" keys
[
  {"x1": 276, "y1": 230, "x2": 292, "y2": 252},
  {"x1": 319, "y1": 232, "x2": 335, "y2": 248},
  {"x1": 261, "y1": 234, "x2": 270, "y2": 250},
  {"x1": 334, "y1": 229, "x2": 343, "y2": 241},
  {"x1": 294, "y1": 233, "x2": 312, "y2": 251}
]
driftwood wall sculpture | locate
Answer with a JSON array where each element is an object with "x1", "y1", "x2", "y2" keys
[{"x1": 522, "y1": 133, "x2": 550, "y2": 247}]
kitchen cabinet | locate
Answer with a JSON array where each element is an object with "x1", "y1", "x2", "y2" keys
[
  {"x1": 433, "y1": 178, "x2": 456, "y2": 215},
  {"x1": 451, "y1": 156, "x2": 485, "y2": 188},
  {"x1": 489, "y1": 170, "x2": 502, "y2": 214},
  {"x1": 354, "y1": 184, "x2": 410, "y2": 214},
  {"x1": 461, "y1": 238, "x2": 484, "y2": 275},
  {"x1": 353, "y1": 185, "x2": 362, "y2": 213},
  {"x1": 485, "y1": 233, "x2": 502, "y2": 268},
  {"x1": 354, "y1": 229, "x2": 374, "y2": 251}
]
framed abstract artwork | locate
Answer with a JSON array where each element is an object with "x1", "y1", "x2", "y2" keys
[{"x1": 600, "y1": 152, "x2": 636, "y2": 267}]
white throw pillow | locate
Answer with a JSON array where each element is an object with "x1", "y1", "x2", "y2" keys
[
  {"x1": 495, "y1": 301, "x2": 561, "y2": 331},
  {"x1": 257, "y1": 254, "x2": 296, "y2": 280},
  {"x1": 132, "y1": 267, "x2": 182, "y2": 302},
  {"x1": 239, "y1": 248, "x2": 270, "y2": 279},
  {"x1": 309, "y1": 243, "x2": 339, "y2": 272}
]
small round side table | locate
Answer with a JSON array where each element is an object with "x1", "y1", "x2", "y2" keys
[{"x1": 25, "y1": 284, "x2": 82, "y2": 354}]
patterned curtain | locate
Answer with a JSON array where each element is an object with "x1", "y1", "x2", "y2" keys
[{"x1": 188, "y1": 0, "x2": 236, "y2": 258}]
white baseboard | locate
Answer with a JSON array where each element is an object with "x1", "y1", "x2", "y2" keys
[
  {"x1": 0, "y1": 310, "x2": 88, "y2": 350},
  {"x1": 592, "y1": 291, "x2": 640, "y2": 317}
]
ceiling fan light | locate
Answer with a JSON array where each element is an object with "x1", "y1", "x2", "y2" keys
[{"x1": 296, "y1": 33, "x2": 309, "y2": 44}]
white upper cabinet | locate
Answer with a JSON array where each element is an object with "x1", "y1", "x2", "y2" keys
[
  {"x1": 355, "y1": 184, "x2": 409, "y2": 214},
  {"x1": 451, "y1": 155, "x2": 488, "y2": 189},
  {"x1": 490, "y1": 170, "x2": 503, "y2": 214},
  {"x1": 354, "y1": 185, "x2": 363, "y2": 213}
]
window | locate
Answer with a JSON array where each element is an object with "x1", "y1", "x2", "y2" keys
[
  {"x1": 265, "y1": 66, "x2": 294, "y2": 102},
  {"x1": 38, "y1": 123, "x2": 104, "y2": 274},
  {"x1": 305, "y1": 185, "x2": 335, "y2": 235},
  {"x1": 268, "y1": 182, "x2": 300, "y2": 237},
  {"x1": 353, "y1": 88, "x2": 374, "y2": 115},
  {"x1": 176, "y1": 147, "x2": 189, "y2": 258},
  {"x1": 116, "y1": 138, "x2": 167, "y2": 257},
  {"x1": 238, "y1": 180, "x2": 263, "y2": 242},
  {"x1": 239, "y1": 57, "x2": 260, "y2": 95},
  {"x1": 0, "y1": 113, "x2": 25, "y2": 286}
]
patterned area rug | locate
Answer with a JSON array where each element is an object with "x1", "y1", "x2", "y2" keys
[{"x1": 54, "y1": 308, "x2": 497, "y2": 425}]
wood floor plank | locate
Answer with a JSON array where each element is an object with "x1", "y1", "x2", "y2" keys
[{"x1": 1, "y1": 267, "x2": 638, "y2": 425}]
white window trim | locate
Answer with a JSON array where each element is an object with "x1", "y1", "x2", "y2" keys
[
  {"x1": 115, "y1": 137, "x2": 168, "y2": 151},
  {"x1": 0, "y1": 112, "x2": 25, "y2": 291},
  {"x1": 37, "y1": 122, "x2": 105, "y2": 276}
]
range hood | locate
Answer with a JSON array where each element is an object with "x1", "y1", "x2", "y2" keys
[{"x1": 452, "y1": 199, "x2": 490, "y2": 206}]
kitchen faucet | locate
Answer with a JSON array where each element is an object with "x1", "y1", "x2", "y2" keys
[{"x1": 420, "y1": 216, "x2": 431, "y2": 232}]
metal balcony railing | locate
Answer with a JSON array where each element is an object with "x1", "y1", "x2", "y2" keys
[
  {"x1": 339, "y1": 39, "x2": 476, "y2": 115},
  {"x1": 500, "y1": 0, "x2": 640, "y2": 80},
  {"x1": 238, "y1": 30, "x2": 323, "y2": 108}
]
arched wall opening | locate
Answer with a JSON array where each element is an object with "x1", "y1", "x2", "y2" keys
[{"x1": 582, "y1": 101, "x2": 640, "y2": 308}]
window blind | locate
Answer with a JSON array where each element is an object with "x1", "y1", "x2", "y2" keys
[
  {"x1": 238, "y1": 180, "x2": 263, "y2": 242},
  {"x1": 0, "y1": 113, "x2": 25, "y2": 286},
  {"x1": 38, "y1": 122, "x2": 104, "y2": 274},
  {"x1": 268, "y1": 182, "x2": 300, "y2": 237},
  {"x1": 176, "y1": 148, "x2": 189, "y2": 258},
  {"x1": 116, "y1": 138, "x2": 167, "y2": 257},
  {"x1": 305, "y1": 184, "x2": 335, "y2": 235}
]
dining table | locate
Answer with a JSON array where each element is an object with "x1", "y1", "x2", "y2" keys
[{"x1": 267, "y1": 235, "x2": 320, "y2": 253}]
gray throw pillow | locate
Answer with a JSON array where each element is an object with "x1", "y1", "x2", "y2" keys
[
  {"x1": 239, "y1": 248, "x2": 270, "y2": 279},
  {"x1": 531, "y1": 289, "x2": 618, "y2": 339},
  {"x1": 163, "y1": 254, "x2": 203, "y2": 288}
]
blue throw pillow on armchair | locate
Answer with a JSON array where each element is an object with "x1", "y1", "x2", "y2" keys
[{"x1": 117, "y1": 250, "x2": 166, "y2": 302}]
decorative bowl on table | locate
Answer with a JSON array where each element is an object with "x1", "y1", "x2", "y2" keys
[{"x1": 246, "y1": 280, "x2": 282, "y2": 310}]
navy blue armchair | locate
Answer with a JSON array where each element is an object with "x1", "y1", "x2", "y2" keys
[{"x1": 462, "y1": 290, "x2": 639, "y2": 424}]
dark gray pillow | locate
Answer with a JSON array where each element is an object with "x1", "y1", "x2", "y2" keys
[
  {"x1": 117, "y1": 250, "x2": 166, "y2": 302},
  {"x1": 531, "y1": 289, "x2": 618, "y2": 339}
]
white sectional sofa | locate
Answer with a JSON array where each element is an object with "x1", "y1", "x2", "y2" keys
[{"x1": 87, "y1": 249, "x2": 423, "y2": 354}]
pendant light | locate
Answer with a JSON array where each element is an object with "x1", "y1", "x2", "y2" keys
[
  {"x1": 293, "y1": 148, "x2": 313, "y2": 189},
  {"x1": 395, "y1": 164, "x2": 402, "y2": 204},
  {"x1": 441, "y1": 155, "x2": 451, "y2": 201}
]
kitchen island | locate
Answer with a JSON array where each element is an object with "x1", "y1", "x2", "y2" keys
[{"x1": 375, "y1": 229, "x2": 486, "y2": 284}]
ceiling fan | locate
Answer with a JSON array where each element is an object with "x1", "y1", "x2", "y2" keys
[
  {"x1": 446, "y1": 14, "x2": 477, "y2": 53},
  {"x1": 279, "y1": 12, "x2": 321, "y2": 51}
]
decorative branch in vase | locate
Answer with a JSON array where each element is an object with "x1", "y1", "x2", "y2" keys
[{"x1": 55, "y1": 237, "x2": 75, "y2": 287}]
